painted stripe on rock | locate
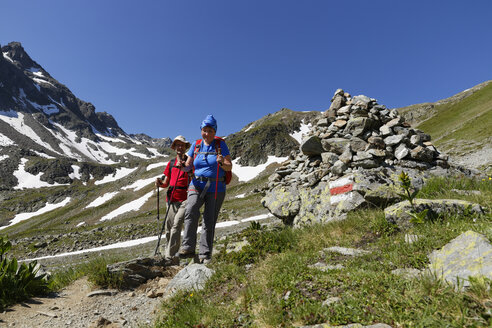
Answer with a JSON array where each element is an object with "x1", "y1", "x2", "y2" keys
[
  {"x1": 331, "y1": 192, "x2": 352, "y2": 205},
  {"x1": 330, "y1": 184, "x2": 353, "y2": 195},
  {"x1": 329, "y1": 176, "x2": 353, "y2": 189}
]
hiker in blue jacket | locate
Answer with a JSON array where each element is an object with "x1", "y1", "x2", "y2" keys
[{"x1": 179, "y1": 114, "x2": 232, "y2": 264}]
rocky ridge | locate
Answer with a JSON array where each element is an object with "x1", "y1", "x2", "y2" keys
[
  {"x1": 0, "y1": 42, "x2": 172, "y2": 191},
  {"x1": 226, "y1": 108, "x2": 319, "y2": 166},
  {"x1": 262, "y1": 89, "x2": 473, "y2": 226}
]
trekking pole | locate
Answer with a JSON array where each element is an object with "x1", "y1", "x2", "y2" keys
[
  {"x1": 211, "y1": 143, "x2": 222, "y2": 243},
  {"x1": 154, "y1": 167, "x2": 182, "y2": 256},
  {"x1": 156, "y1": 184, "x2": 160, "y2": 221}
]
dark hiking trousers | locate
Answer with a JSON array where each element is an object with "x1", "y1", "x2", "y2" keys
[{"x1": 181, "y1": 188, "x2": 225, "y2": 259}]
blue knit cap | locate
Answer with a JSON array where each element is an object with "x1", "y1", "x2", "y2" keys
[{"x1": 200, "y1": 114, "x2": 217, "y2": 132}]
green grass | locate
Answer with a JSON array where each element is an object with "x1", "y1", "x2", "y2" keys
[
  {"x1": 416, "y1": 82, "x2": 492, "y2": 150},
  {"x1": 154, "y1": 176, "x2": 492, "y2": 327},
  {"x1": 48, "y1": 255, "x2": 126, "y2": 291}
]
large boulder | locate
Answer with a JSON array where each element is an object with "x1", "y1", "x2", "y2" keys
[
  {"x1": 300, "y1": 136, "x2": 324, "y2": 156},
  {"x1": 261, "y1": 185, "x2": 301, "y2": 225},
  {"x1": 384, "y1": 199, "x2": 485, "y2": 229},
  {"x1": 294, "y1": 182, "x2": 333, "y2": 227},
  {"x1": 428, "y1": 231, "x2": 492, "y2": 288}
]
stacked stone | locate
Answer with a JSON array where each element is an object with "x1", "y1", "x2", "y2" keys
[{"x1": 267, "y1": 89, "x2": 449, "y2": 189}]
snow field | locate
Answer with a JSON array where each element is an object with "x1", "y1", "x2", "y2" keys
[{"x1": 25, "y1": 213, "x2": 274, "y2": 261}]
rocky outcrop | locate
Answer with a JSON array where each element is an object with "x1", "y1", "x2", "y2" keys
[
  {"x1": 107, "y1": 256, "x2": 170, "y2": 289},
  {"x1": 226, "y1": 108, "x2": 319, "y2": 166},
  {"x1": 262, "y1": 89, "x2": 458, "y2": 227},
  {"x1": 384, "y1": 199, "x2": 485, "y2": 229},
  {"x1": 1, "y1": 42, "x2": 125, "y2": 140}
]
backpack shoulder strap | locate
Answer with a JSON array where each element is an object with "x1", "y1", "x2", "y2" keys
[
  {"x1": 213, "y1": 136, "x2": 224, "y2": 155},
  {"x1": 193, "y1": 139, "x2": 202, "y2": 159}
]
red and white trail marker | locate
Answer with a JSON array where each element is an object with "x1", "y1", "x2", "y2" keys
[{"x1": 329, "y1": 176, "x2": 354, "y2": 205}]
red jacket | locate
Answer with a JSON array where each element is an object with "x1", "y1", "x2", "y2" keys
[{"x1": 161, "y1": 157, "x2": 190, "y2": 202}]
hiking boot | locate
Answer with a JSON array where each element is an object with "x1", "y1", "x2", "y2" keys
[
  {"x1": 178, "y1": 249, "x2": 195, "y2": 259},
  {"x1": 164, "y1": 257, "x2": 180, "y2": 266}
]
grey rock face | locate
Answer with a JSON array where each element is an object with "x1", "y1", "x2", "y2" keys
[
  {"x1": 321, "y1": 152, "x2": 339, "y2": 165},
  {"x1": 344, "y1": 117, "x2": 373, "y2": 137},
  {"x1": 261, "y1": 185, "x2": 301, "y2": 225},
  {"x1": 322, "y1": 138, "x2": 351, "y2": 154},
  {"x1": 428, "y1": 231, "x2": 492, "y2": 288},
  {"x1": 394, "y1": 144, "x2": 409, "y2": 160},
  {"x1": 329, "y1": 94, "x2": 346, "y2": 111},
  {"x1": 384, "y1": 134, "x2": 405, "y2": 146},
  {"x1": 410, "y1": 146, "x2": 435, "y2": 162},
  {"x1": 332, "y1": 160, "x2": 348, "y2": 176},
  {"x1": 300, "y1": 136, "x2": 324, "y2": 156}
]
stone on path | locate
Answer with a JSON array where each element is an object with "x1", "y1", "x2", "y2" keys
[
  {"x1": 87, "y1": 290, "x2": 118, "y2": 297},
  {"x1": 164, "y1": 263, "x2": 215, "y2": 298}
]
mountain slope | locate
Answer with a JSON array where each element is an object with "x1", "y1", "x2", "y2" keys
[
  {"x1": 398, "y1": 81, "x2": 492, "y2": 170},
  {"x1": 227, "y1": 108, "x2": 320, "y2": 166},
  {"x1": 0, "y1": 42, "x2": 172, "y2": 190}
]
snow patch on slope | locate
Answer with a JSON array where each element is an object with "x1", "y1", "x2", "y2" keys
[
  {"x1": 0, "y1": 197, "x2": 71, "y2": 231},
  {"x1": 13, "y1": 158, "x2": 69, "y2": 189},
  {"x1": 100, "y1": 190, "x2": 153, "y2": 221},
  {"x1": 24, "y1": 213, "x2": 276, "y2": 261},
  {"x1": 122, "y1": 177, "x2": 156, "y2": 191},
  {"x1": 146, "y1": 162, "x2": 167, "y2": 171},
  {"x1": 290, "y1": 121, "x2": 312, "y2": 144},
  {"x1": 2, "y1": 52, "x2": 14, "y2": 63},
  {"x1": 232, "y1": 156, "x2": 288, "y2": 182},
  {"x1": 0, "y1": 112, "x2": 58, "y2": 154},
  {"x1": 95, "y1": 167, "x2": 138, "y2": 185},
  {"x1": 86, "y1": 192, "x2": 119, "y2": 208},
  {"x1": 0, "y1": 132, "x2": 15, "y2": 146}
]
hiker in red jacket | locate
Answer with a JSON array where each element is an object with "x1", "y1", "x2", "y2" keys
[
  {"x1": 155, "y1": 135, "x2": 191, "y2": 265},
  {"x1": 179, "y1": 115, "x2": 232, "y2": 264}
]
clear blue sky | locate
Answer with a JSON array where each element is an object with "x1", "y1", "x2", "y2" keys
[{"x1": 1, "y1": 0, "x2": 491, "y2": 141}]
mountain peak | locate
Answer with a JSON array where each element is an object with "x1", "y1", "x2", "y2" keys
[{"x1": 1, "y1": 42, "x2": 40, "y2": 70}]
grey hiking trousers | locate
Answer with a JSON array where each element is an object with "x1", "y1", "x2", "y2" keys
[
  {"x1": 181, "y1": 189, "x2": 225, "y2": 259},
  {"x1": 164, "y1": 200, "x2": 187, "y2": 259}
]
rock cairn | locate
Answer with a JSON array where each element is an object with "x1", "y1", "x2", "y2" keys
[
  {"x1": 262, "y1": 89, "x2": 451, "y2": 227},
  {"x1": 268, "y1": 89, "x2": 449, "y2": 188}
]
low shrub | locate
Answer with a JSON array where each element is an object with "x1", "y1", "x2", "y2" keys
[
  {"x1": 0, "y1": 235, "x2": 49, "y2": 311},
  {"x1": 216, "y1": 222, "x2": 297, "y2": 266}
]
